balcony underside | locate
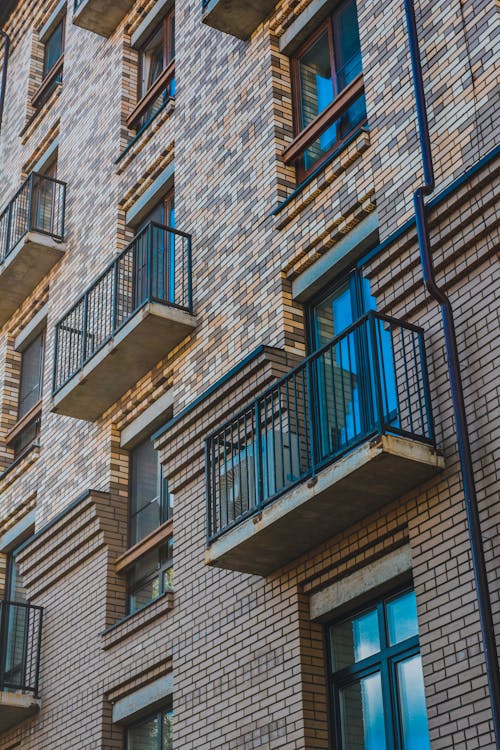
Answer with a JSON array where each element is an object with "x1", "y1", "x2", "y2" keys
[
  {"x1": 202, "y1": 0, "x2": 276, "y2": 40},
  {"x1": 0, "y1": 232, "x2": 65, "y2": 328},
  {"x1": 52, "y1": 302, "x2": 196, "y2": 421},
  {"x1": 0, "y1": 692, "x2": 40, "y2": 733},
  {"x1": 206, "y1": 434, "x2": 445, "y2": 576},
  {"x1": 72, "y1": 0, "x2": 136, "y2": 37}
]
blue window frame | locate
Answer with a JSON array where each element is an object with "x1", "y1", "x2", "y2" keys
[{"x1": 327, "y1": 588, "x2": 431, "y2": 750}]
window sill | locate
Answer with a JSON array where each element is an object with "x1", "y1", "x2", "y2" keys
[
  {"x1": 5, "y1": 401, "x2": 42, "y2": 447},
  {"x1": 0, "y1": 441, "x2": 40, "y2": 487},
  {"x1": 114, "y1": 518, "x2": 173, "y2": 573},
  {"x1": 20, "y1": 84, "x2": 62, "y2": 144},
  {"x1": 101, "y1": 591, "x2": 174, "y2": 650},
  {"x1": 31, "y1": 56, "x2": 64, "y2": 110},
  {"x1": 126, "y1": 60, "x2": 175, "y2": 130}
]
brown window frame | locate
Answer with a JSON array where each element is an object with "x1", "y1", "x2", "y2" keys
[
  {"x1": 127, "y1": 9, "x2": 176, "y2": 131},
  {"x1": 286, "y1": 2, "x2": 367, "y2": 182},
  {"x1": 32, "y1": 16, "x2": 66, "y2": 109},
  {"x1": 6, "y1": 329, "x2": 45, "y2": 461}
]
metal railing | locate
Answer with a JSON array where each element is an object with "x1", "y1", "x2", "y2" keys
[
  {"x1": 0, "y1": 601, "x2": 43, "y2": 696},
  {"x1": 0, "y1": 172, "x2": 66, "y2": 264},
  {"x1": 206, "y1": 312, "x2": 435, "y2": 542},
  {"x1": 53, "y1": 221, "x2": 193, "y2": 394}
]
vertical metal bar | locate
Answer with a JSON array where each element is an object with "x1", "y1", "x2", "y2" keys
[
  {"x1": 52, "y1": 323, "x2": 60, "y2": 393},
  {"x1": 411, "y1": 330, "x2": 425, "y2": 435},
  {"x1": 60, "y1": 181, "x2": 67, "y2": 240},
  {"x1": 148, "y1": 223, "x2": 154, "y2": 303},
  {"x1": 254, "y1": 400, "x2": 263, "y2": 510},
  {"x1": 205, "y1": 440, "x2": 212, "y2": 540},
  {"x1": 186, "y1": 234, "x2": 193, "y2": 312},
  {"x1": 418, "y1": 330, "x2": 435, "y2": 442},
  {"x1": 81, "y1": 291, "x2": 88, "y2": 367},
  {"x1": 34, "y1": 608, "x2": 42, "y2": 698},
  {"x1": 27, "y1": 173, "x2": 34, "y2": 232},
  {"x1": 400, "y1": 326, "x2": 414, "y2": 434},
  {"x1": 306, "y1": 358, "x2": 317, "y2": 477},
  {"x1": 369, "y1": 313, "x2": 385, "y2": 433},
  {"x1": 112, "y1": 258, "x2": 119, "y2": 334},
  {"x1": 0, "y1": 601, "x2": 6, "y2": 692},
  {"x1": 21, "y1": 604, "x2": 29, "y2": 690}
]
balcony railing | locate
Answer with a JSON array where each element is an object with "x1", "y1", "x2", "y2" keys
[
  {"x1": 53, "y1": 222, "x2": 192, "y2": 395},
  {"x1": 206, "y1": 312, "x2": 435, "y2": 543},
  {"x1": 0, "y1": 601, "x2": 43, "y2": 696},
  {"x1": 0, "y1": 173, "x2": 66, "y2": 264}
]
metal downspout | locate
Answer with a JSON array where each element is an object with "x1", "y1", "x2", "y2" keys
[
  {"x1": 404, "y1": 0, "x2": 500, "y2": 745},
  {"x1": 0, "y1": 29, "x2": 9, "y2": 132}
]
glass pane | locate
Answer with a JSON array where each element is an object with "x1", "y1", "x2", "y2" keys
[
  {"x1": 163, "y1": 709, "x2": 174, "y2": 750},
  {"x1": 126, "y1": 714, "x2": 160, "y2": 750},
  {"x1": 387, "y1": 590, "x2": 419, "y2": 645},
  {"x1": 129, "y1": 576, "x2": 161, "y2": 613},
  {"x1": 302, "y1": 92, "x2": 366, "y2": 172},
  {"x1": 131, "y1": 439, "x2": 160, "y2": 544},
  {"x1": 333, "y1": 0, "x2": 362, "y2": 90},
  {"x1": 12, "y1": 417, "x2": 40, "y2": 458},
  {"x1": 141, "y1": 26, "x2": 165, "y2": 95},
  {"x1": 19, "y1": 333, "x2": 44, "y2": 419},
  {"x1": 313, "y1": 281, "x2": 353, "y2": 348},
  {"x1": 397, "y1": 655, "x2": 431, "y2": 750},
  {"x1": 44, "y1": 20, "x2": 63, "y2": 77},
  {"x1": 299, "y1": 31, "x2": 334, "y2": 130},
  {"x1": 331, "y1": 609, "x2": 380, "y2": 670},
  {"x1": 7, "y1": 556, "x2": 27, "y2": 603},
  {"x1": 340, "y1": 672, "x2": 387, "y2": 750}
]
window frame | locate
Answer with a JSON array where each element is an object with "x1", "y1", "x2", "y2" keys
[
  {"x1": 326, "y1": 586, "x2": 429, "y2": 750},
  {"x1": 32, "y1": 15, "x2": 65, "y2": 109},
  {"x1": 126, "y1": 539, "x2": 173, "y2": 616},
  {"x1": 6, "y1": 329, "x2": 45, "y2": 461},
  {"x1": 123, "y1": 702, "x2": 173, "y2": 750},
  {"x1": 128, "y1": 436, "x2": 172, "y2": 548},
  {"x1": 127, "y1": 8, "x2": 175, "y2": 131},
  {"x1": 287, "y1": 0, "x2": 367, "y2": 181}
]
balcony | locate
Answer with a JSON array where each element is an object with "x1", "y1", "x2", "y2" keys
[
  {"x1": 201, "y1": 0, "x2": 276, "y2": 40},
  {"x1": 0, "y1": 601, "x2": 43, "y2": 733},
  {"x1": 73, "y1": 0, "x2": 136, "y2": 37},
  {"x1": 205, "y1": 313, "x2": 444, "y2": 575},
  {"x1": 0, "y1": 173, "x2": 66, "y2": 328},
  {"x1": 52, "y1": 222, "x2": 196, "y2": 421}
]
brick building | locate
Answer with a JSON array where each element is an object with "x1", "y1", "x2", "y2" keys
[{"x1": 0, "y1": 0, "x2": 498, "y2": 747}]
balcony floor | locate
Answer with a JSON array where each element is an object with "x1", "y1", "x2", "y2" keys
[
  {"x1": 73, "y1": 0, "x2": 137, "y2": 36},
  {"x1": 0, "y1": 232, "x2": 65, "y2": 328},
  {"x1": 52, "y1": 302, "x2": 196, "y2": 420},
  {"x1": 0, "y1": 692, "x2": 40, "y2": 733},
  {"x1": 206, "y1": 434, "x2": 445, "y2": 576},
  {"x1": 202, "y1": 0, "x2": 276, "y2": 40}
]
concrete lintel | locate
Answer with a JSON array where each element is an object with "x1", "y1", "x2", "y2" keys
[
  {"x1": 292, "y1": 212, "x2": 379, "y2": 303},
  {"x1": 0, "y1": 232, "x2": 65, "y2": 328},
  {"x1": 202, "y1": 0, "x2": 276, "y2": 41},
  {"x1": 0, "y1": 692, "x2": 40, "y2": 733},
  {"x1": 126, "y1": 161, "x2": 174, "y2": 228},
  {"x1": 15, "y1": 304, "x2": 49, "y2": 351},
  {"x1": 38, "y1": 0, "x2": 66, "y2": 42},
  {"x1": 112, "y1": 674, "x2": 173, "y2": 725},
  {"x1": 0, "y1": 510, "x2": 36, "y2": 553},
  {"x1": 279, "y1": 0, "x2": 338, "y2": 54},
  {"x1": 131, "y1": 0, "x2": 173, "y2": 49},
  {"x1": 206, "y1": 434, "x2": 444, "y2": 576},
  {"x1": 31, "y1": 138, "x2": 60, "y2": 175},
  {"x1": 121, "y1": 390, "x2": 174, "y2": 449},
  {"x1": 310, "y1": 545, "x2": 413, "y2": 622}
]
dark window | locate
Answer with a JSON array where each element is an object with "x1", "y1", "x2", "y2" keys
[
  {"x1": 6, "y1": 552, "x2": 27, "y2": 603},
  {"x1": 18, "y1": 332, "x2": 44, "y2": 420},
  {"x1": 129, "y1": 437, "x2": 172, "y2": 546},
  {"x1": 290, "y1": 0, "x2": 366, "y2": 179},
  {"x1": 129, "y1": 9, "x2": 175, "y2": 130},
  {"x1": 33, "y1": 17, "x2": 65, "y2": 107},
  {"x1": 127, "y1": 539, "x2": 173, "y2": 614},
  {"x1": 327, "y1": 589, "x2": 431, "y2": 750},
  {"x1": 133, "y1": 191, "x2": 176, "y2": 308},
  {"x1": 125, "y1": 703, "x2": 173, "y2": 750}
]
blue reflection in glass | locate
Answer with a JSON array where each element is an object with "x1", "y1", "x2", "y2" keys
[
  {"x1": 340, "y1": 672, "x2": 388, "y2": 750},
  {"x1": 331, "y1": 609, "x2": 380, "y2": 670},
  {"x1": 397, "y1": 654, "x2": 431, "y2": 750},
  {"x1": 387, "y1": 590, "x2": 419, "y2": 645}
]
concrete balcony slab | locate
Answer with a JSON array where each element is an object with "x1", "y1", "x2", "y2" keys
[
  {"x1": 0, "y1": 692, "x2": 40, "y2": 733},
  {"x1": 202, "y1": 0, "x2": 276, "y2": 40},
  {"x1": 0, "y1": 232, "x2": 65, "y2": 328},
  {"x1": 72, "y1": 0, "x2": 136, "y2": 37},
  {"x1": 205, "y1": 434, "x2": 444, "y2": 576},
  {"x1": 52, "y1": 302, "x2": 196, "y2": 421}
]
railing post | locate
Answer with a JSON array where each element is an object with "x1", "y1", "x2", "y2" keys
[
  {"x1": 418, "y1": 330, "x2": 435, "y2": 444},
  {"x1": 305, "y1": 358, "x2": 317, "y2": 477},
  {"x1": 27, "y1": 173, "x2": 34, "y2": 232},
  {"x1": 34, "y1": 607, "x2": 43, "y2": 698},
  {"x1": 81, "y1": 292, "x2": 88, "y2": 367},
  {"x1": 52, "y1": 324, "x2": 60, "y2": 393},
  {"x1": 60, "y1": 181, "x2": 67, "y2": 240},
  {"x1": 368, "y1": 312, "x2": 385, "y2": 433},
  {"x1": 112, "y1": 258, "x2": 119, "y2": 333},
  {"x1": 205, "y1": 440, "x2": 212, "y2": 540},
  {"x1": 147, "y1": 223, "x2": 153, "y2": 303},
  {"x1": 254, "y1": 400, "x2": 264, "y2": 510},
  {"x1": 0, "y1": 601, "x2": 6, "y2": 691},
  {"x1": 4, "y1": 203, "x2": 12, "y2": 262},
  {"x1": 186, "y1": 234, "x2": 193, "y2": 312}
]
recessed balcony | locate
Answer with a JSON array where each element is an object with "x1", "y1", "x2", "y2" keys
[
  {"x1": 205, "y1": 313, "x2": 444, "y2": 576},
  {"x1": 0, "y1": 601, "x2": 43, "y2": 733},
  {"x1": 72, "y1": 0, "x2": 136, "y2": 37},
  {"x1": 201, "y1": 0, "x2": 276, "y2": 40},
  {"x1": 52, "y1": 222, "x2": 196, "y2": 421},
  {"x1": 0, "y1": 173, "x2": 66, "y2": 328}
]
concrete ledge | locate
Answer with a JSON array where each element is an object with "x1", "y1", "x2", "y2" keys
[
  {"x1": 112, "y1": 674, "x2": 173, "y2": 724},
  {"x1": 202, "y1": 0, "x2": 276, "y2": 41},
  {"x1": 52, "y1": 303, "x2": 196, "y2": 421},
  {"x1": 206, "y1": 434, "x2": 444, "y2": 576},
  {"x1": 0, "y1": 232, "x2": 65, "y2": 328},
  {"x1": 0, "y1": 692, "x2": 40, "y2": 733},
  {"x1": 72, "y1": 0, "x2": 135, "y2": 37}
]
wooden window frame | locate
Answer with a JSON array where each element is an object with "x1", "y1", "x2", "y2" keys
[
  {"x1": 127, "y1": 10, "x2": 175, "y2": 131},
  {"x1": 32, "y1": 17, "x2": 65, "y2": 109},
  {"x1": 6, "y1": 329, "x2": 45, "y2": 460},
  {"x1": 286, "y1": 1, "x2": 367, "y2": 181}
]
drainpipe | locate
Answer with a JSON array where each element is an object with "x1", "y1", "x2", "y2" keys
[
  {"x1": 0, "y1": 29, "x2": 9, "y2": 132},
  {"x1": 404, "y1": 0, "x2": 500, "y2": 746}
]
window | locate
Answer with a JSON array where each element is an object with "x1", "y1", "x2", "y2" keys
[
  {"x1": 327, "y1": 589, "x2": 431, "y2": 750},
  {"x1": 8, "y1": 331, "x2": 44, "y2": 460},
  {"x1": 133, "y1": 192, "x2": 176, "y2": 307},
  {"x1": 288, "y1": 0, "x2": 366, "y2": 179},
  {"x1": 127, "y1": 539, "x2": 173, "y2": 614},
  {"x1": 128, "y1": 9, "x2": 175, "y2": 131},
  {"x1": 125, "y1": 704, "x2": 173, "y2": 750},
  {"x1": 33, "y1": 17, "x2": 65, "y2": 108},
  {"x1": 130, "y1": 437, "x2": 172, "y2": 546}
]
